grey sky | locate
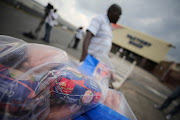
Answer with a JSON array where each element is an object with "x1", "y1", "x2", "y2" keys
[{"x1": 35, "y1": 0, "x2": 180, "y2": 62}]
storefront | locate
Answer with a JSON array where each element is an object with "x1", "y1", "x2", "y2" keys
[{"x1": 111, "y1": 24, "x2": 173, "y2": 71}]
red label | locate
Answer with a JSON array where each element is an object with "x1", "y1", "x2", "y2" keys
[
  {"x1": 93, "y1": 92, "x2": 101, "y2": 103},
  {"x1": 58, "y1": 77, "x2": 75, "y2": 94}
]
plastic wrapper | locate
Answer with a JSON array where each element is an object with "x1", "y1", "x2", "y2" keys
[
  {"x1": 80, "y1": 54, "x2": 115, "y2": 101},
  {"x1": 0, "y1": 35, "x2": 104, "y2": 120},
  {"x1": 102, "y1": 89, "x2": 137, "y2": 120},
  {"x1": 80, "y1": 55, "x2": 137, "y2": 120},
  {"x1": 73, "y1": 88, "x2": 136, "y2": 120}
]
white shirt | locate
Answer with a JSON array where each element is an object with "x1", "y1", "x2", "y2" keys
[
  {"x1": 76, "y1": 29, "x2": 84, "y2": 40},
  {"x1": 87, "y1": 15, "x2": 112, "y2": 59},
  {"x1": 45, "y1": 10, "x2": 58, "y2": 27}
]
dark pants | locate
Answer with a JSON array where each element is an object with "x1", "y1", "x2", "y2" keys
[
  {"x1": 73, "y1": 38, "x2": 80, "y2": 49},
  {"x1": 160, "y1": 87, "x2": 180, "y2": 116},
  {"x1": 44, "y1": 23, "x2": 52, "y2": 42}
]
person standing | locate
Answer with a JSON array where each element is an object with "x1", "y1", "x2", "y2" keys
[
  {"x1": 34, "y1": 3, "x2": 53, "y2": 37},
  {"x1": 73, "y1": 27, "x2": 84, "y2": 49},
  {"x1": 80, "y1": 4, "x2": 122, "y2": 62},
  {"x1": 23, "y1": 3, "x2": 53, "y2": 39},
  {"x1": 154, "y1": 86, "x2": 180, "y2": 119},
  {"x1": 42, "y1": 9, "x2": 58, "y2": 43}
]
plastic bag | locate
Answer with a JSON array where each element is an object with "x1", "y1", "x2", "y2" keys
[
  {"x1": 0, "y1": 35, "x2": 104, "y2": 120},
  {"x1": 80, "y1": 55, "x2": 137, "y2": 120},
  {"x1": 80, "y1": 55, "x2": 115, "y2": 100}
]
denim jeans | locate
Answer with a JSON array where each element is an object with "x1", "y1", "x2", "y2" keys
[
  {"x1": 44, "y1": 23, "x2": 52, "y2": 42},
  {"x1": 160, "y1": 86, "x2": 180, "y2": 116}
]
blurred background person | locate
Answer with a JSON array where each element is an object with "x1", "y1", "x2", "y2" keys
[
  {"x1": 42, "y1": 9, "x2": 58, "y2": 43},
  {"x1": 73, "y1": 27, "x2": 84, "y2": 49},
  {"x1": 154, "y1": 86, "x2": 180, "y2": 119},
  {"x1": 23, "y1": 3, "x2": 53, "y2": 39}
]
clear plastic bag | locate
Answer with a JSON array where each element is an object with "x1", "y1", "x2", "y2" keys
[
  {"x1": 80, "y1": 54, "x2": 115, "y2": 101},
  {"x1": 103, "y1": 89, "x2": 137, "y2": 120},
  {"x1": 79, "y1": 53, "x2": 137, "y2": 120},
  {"x1": 0, "y1": 35, "x2": 104, "y2": 120}
]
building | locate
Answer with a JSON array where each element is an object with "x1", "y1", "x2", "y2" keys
[
  {"x1": 111, "y1": 24, "x2": 173, "y2": 71},
  {"x1": 153, "y1": 61, "x2": 180, "y2": 89}
]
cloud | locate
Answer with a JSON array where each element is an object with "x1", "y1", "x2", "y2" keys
[
  {"x1": 138, "y1": 17, "x2": 162, "y2": 27},
  {"x1": 75, "y1": 0, "x2": 123, "y2": 15}
]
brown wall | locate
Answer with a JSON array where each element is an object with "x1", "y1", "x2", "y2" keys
[
  {"x1": 164, "y1": 70, "x2": 180, "y2": 88},
  {"x1": 153, "y1": 61, "x2": 180, "y2": 88},
  {"x1": 153, "y1": 61, "x2": 174, "y2": 81}
]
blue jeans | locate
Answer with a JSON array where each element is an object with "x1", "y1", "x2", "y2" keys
[
  {"x1": 44, "y1": 23, "x2": 52, "y2": 42},
  {"x1": 160, "y1": 86, "x2": 180, "y2": 116}
]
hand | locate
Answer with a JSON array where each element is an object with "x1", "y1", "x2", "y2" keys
[{"x1": 80, "y1": 55, "x2": 86, "y2": 62}]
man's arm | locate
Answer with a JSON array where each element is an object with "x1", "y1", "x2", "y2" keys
[{"x1": 80, "y1": 30, "x2": 93, "y2": 62}]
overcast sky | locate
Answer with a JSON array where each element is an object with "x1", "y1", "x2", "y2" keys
[{"x1": 35, "y1": 0, "x2": 180, "y2": 63}]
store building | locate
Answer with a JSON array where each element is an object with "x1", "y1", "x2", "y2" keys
[
  {"x1": 153, "y1": 61, "x2": 180, "y2": 89},
  {"x1": 111, "y1": 24, "x2": 173, "y2": 72}
]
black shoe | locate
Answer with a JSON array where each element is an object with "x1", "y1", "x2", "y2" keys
[
  {"x1": 41, "y1": 37, "x2": 45, "y2": 40},
  {"x1": 22, "y1": 32, "x2": 35, "y2": 39},
  {"x1": 44, "y1": 40, "x2": 49, "y2": 43},
  {"x1": 42, "y1": 38, "x2": 49, "y2": 43},
  {"x1": 72, "y1": 47, "x2": 77, "y2": 49}
]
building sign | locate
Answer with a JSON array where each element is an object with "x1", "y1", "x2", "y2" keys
[{"x1": 127, "y1": 34, "x2": 151, "y2": 48}]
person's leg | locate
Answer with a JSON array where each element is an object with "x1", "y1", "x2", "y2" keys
[
  {"x1": 73, "y1": 38, "x2": 80, "y2": 49},
  {"x1": 76, "y1": 38, "x2": 80, "y2": 48},
  {"x1": 46, "y1": 24, "x2": 52, "y2": 42},
  {"x1": 165, "y1": 103, "x2": 180, "y2": 119},
  {"x1": 68, "y1": 36, "x2": 75, "y2": 48},
  {"x1": 43, "y1": 23, "x2": 48, "y2": 40},
  {"x1": 44, "y1": 23, "x2": 52, "y2": 42},
  {"x1": 158, "y1": 97, "x2": 174, "y2": 110},
  {"x1": 158, "y1": 87, "x2": 180, "y2": 110}
]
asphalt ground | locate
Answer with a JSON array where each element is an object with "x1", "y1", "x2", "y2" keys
[{"x1": 0, "y1": 1, "x2": 179, "y2": 120}]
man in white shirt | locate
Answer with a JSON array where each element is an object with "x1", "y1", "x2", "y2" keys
[
  {"x1": 73, "y1": 27, "x2": 84, "y2": 49},
  {"x1": 43, "y1": 9, "x2": 58, "y2": 43},
  {"x1": 80, "y1": 4, "x2": 122, "y2": 62}
]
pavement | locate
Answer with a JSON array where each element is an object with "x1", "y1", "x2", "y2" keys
[{"x1": 0, "y1": 1, "x2": 179, "y2": 120}]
